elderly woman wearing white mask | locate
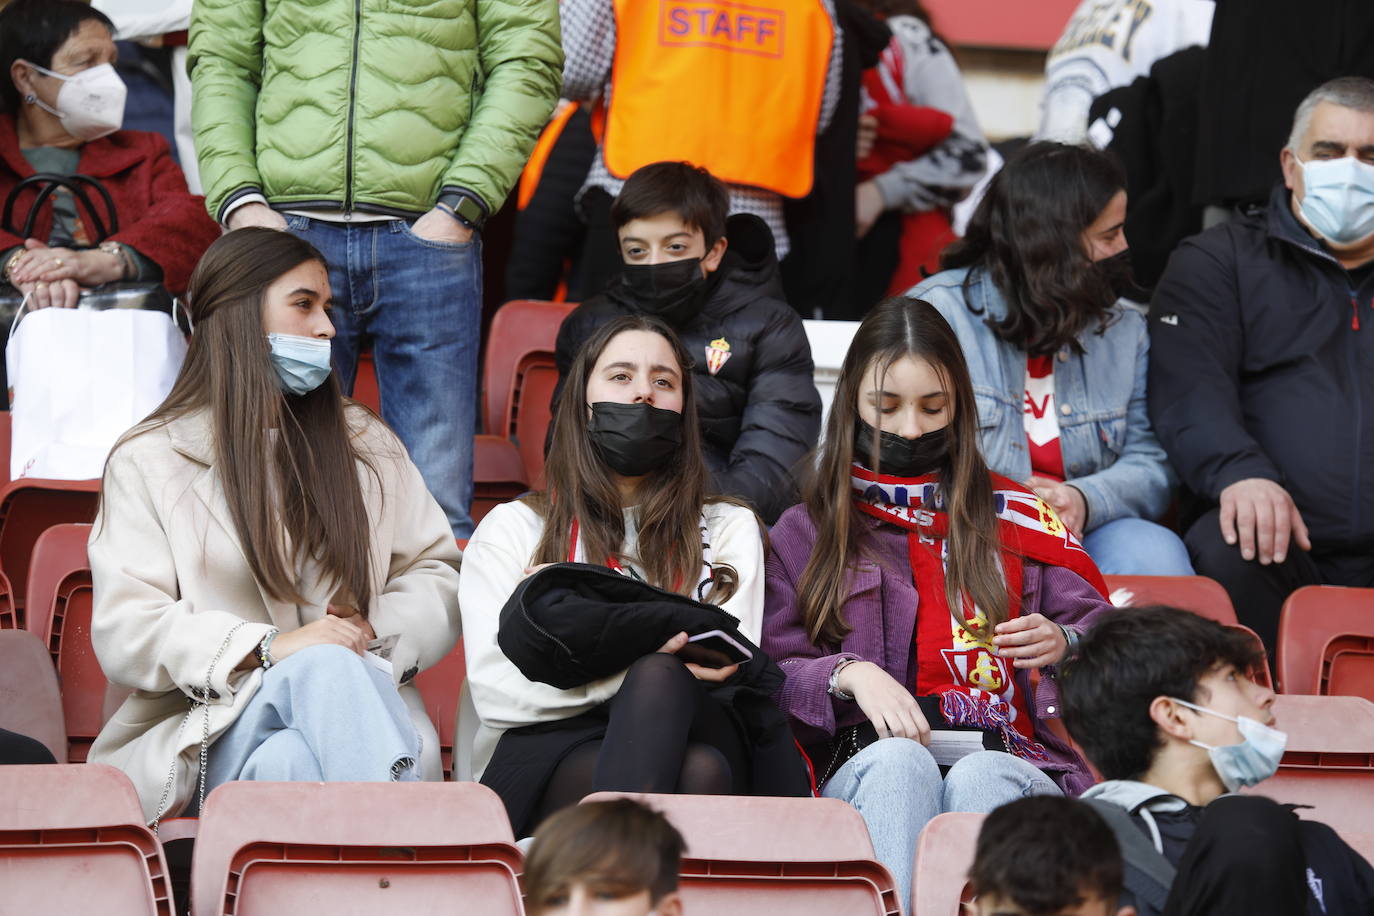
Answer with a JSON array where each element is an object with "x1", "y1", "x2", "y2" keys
[{"x1": 0, "y1": 0, "x2": 217, "y2": 311}]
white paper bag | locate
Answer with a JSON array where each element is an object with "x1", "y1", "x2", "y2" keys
[{"x1": 7, "y1": 308, "x2": 186, "y2": 481}]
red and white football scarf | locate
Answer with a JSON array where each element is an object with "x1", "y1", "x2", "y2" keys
[{"x1": 851, "y1": 464, "x2": 1107, "y2": 760}]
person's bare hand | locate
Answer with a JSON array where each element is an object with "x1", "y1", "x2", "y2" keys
[
  {"x1": 655, "y1": 630, "x2": 740, "y2": 683},
  {"x1": 840, "y1": 661, "x2": 931, "y2": 743},
  {"x1": 992, "y1": 613, "x2": 1067, "y2": 669},
  {"x1": 327, "y1": 603, "x2": 376, "y2": 641},
  {"x1": 18, "y1": 276, "x2": 79, "y2": 309},
  {"x1": 1028, "y1": 476, "x2": 1087, "y2": 538},
  {"x1": 270, "y1": 614, "x2": 370, "y2": 661},
  {"x1": 522, "y1": 563, "x2": 554, "y2": 580},
  {"x1": 226, "y1": 202, "x2": 288, "y2": 232},
  {"x1": 856, "y1": 112, "x2": 879, "y2": 160},
  {"x1": 411, "y1": 207, "x2": 474, "y2": 245},
  {"x1": 1219, "y1": 478, "x2": 1311, "y2": 565},
  {"x1": 855, "y1": 181, "x2": 885, "y2": 239}
]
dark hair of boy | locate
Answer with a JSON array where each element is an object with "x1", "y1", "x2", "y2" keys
[
  {"x1": 610, "y1": 161, "x2": 730, "y2": 250},
  {"x1": 524, "y1": 799, "x2": 686, "y2": 913},
  {"x1": 969, "y1": 796, "x2": 1124, "y2": 916},
  {"x1": 1059, "y1": 606, "x2": 1267, "y2": 781}
]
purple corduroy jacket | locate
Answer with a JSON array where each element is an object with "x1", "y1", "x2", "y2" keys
[{"x1": 762, "y1": 502, "x2": 1117, "y2": 796}]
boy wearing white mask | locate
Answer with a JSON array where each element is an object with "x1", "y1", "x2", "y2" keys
[
  {"x1": 1149, "y1": 76, "x2": 1374, "y2": 664},
  {"x1": 1060, "y1": 607, "x2": 1374, "y2": 916}
]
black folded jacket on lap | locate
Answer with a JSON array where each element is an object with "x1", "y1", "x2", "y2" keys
[
  {"x1": 498, "y1": 561, "x2": 760, "y2": 689},
  {"x1": 489, "y1": 562, "x2": 811, "y2": 816}
]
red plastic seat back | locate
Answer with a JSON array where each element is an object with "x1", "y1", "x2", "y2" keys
[
  {"x1": 1278, "y1": 586, "x2": 1374, "y2": 695},
  {"x1": 191, "y1": 781, "x2": 522, "y2": 916},
  {"x1": 0, "y1": 628, "x2": 65, "y2": 761},
  {"x1": 482, "y1": 300, "x2": 575, "y2": 486},
  {"x1": 1104, "y1": 574, "x2": 1238, "y2": 625},
  {"x1": 582, "y1": 792, "x2": 901, "y2": 915},
  {"x1": 1241, "y1": 768, "x2": 1374, "y2": 840},
  {"x1": 352, "y1": 351, "x2": 382, "y2": 413},
  {"x1": 471, "y1": 435, "x2": 529, "y2": 526},
  {"x1": 26, "y1": 523, "x2": 107, "y2": 761},
  {"x1": 1272, "y1": 695, "x2": 1374, "y2": 769},
  {"x1": 1327, "y1": 648, "x2": 1374, "y2": 702},
  {"x1": 0, "y1": 763, "x2": 176, "y2": 916},
  {"x1": 412, "y1": 638, "x2": 465, "y2": 779},
  {"x1": 0, "y1": 477, "x2": 99, "y2": 629},
  {"x1": 911, "y1": 812, "x2": 983, "y2": 916}
]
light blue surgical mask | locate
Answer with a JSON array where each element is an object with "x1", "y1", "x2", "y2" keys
[
  {"x1": 1295, "y1": 154, "x2": 1374, "y2": 245},
  {"x1": 267, "y1": 333, "x2": 332, "y2": 395},
  {"x1": 1171, "y1": 697, "x2": 1287, "y2": 793}
]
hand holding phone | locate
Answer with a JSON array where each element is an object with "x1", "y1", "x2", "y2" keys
[{"x1": 675, "y1": 629, "x2": 753, "y2": 669}]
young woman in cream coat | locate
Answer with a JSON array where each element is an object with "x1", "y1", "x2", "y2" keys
[{"x1": 88, "y1": 229, "x2": 462, "y2": 824}]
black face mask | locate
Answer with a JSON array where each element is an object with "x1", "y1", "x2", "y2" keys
[
  {"x1": 619, "y1": 257, "x2": 709, "y2": 328},
  {"x1": 853, "y1": 417, "x2": 950, "y2": 478},
  {"x1": 588, "y1": 401, "x2": 684, "y2": 477},
  {"x1": 1094, "y1": 249, "x2": 1147, "y2": 302}
]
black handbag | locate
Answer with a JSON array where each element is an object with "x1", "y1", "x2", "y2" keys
[{"x1": 0, "y1": 172, "x2": 179, "y2": 330}]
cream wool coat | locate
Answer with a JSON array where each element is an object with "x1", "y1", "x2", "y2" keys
[{"x1": 88, "y1": 407, "x2": 462, "y2": 823}]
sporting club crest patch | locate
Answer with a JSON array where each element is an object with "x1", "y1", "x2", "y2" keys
[{"x1": 705, "y1": 337, "x2": 732, "y2": 375}]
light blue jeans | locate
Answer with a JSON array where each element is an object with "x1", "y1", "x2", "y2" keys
[
  {"x1": 1083, "y1": 516, "x2": 1195, "y2": 577},
  {"x1": 822, "y1": 739, "x2": 1060, "y2": 913},
  {"x1": 202, "y1": 644, "x2": 421, "y2": 801},
  {"x1": 287, "y1": 215, "x2": 481, "y2": 539}
]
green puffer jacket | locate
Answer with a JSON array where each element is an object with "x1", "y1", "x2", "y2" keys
[{"x1": 188, "y1": 0, "x2": 563, "y2": 222}]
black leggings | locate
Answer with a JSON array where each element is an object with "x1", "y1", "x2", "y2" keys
[
  {"x1": 532, "y1": 653, "x2": 749, "y2": 825},
  {"x1": 0, "y1": 727, "x2": 56, "y2": 765}
]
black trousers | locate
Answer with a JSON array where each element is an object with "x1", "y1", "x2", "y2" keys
[
  {"x1": 0, "y1": 727, "x2": 56, "y2": 764},
  {"x1": 1184, "y1": 508, "x2": 1374, "y2": 659},
  {"x1": 574, "y1": 187, "x2": 623, "y2": 303}
]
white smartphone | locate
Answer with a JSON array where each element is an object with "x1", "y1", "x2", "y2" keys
[{"x1": 677, "y1": 629, "x2": 753, "y2": 668}]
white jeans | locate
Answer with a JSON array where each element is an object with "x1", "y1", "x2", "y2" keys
[{"x1": 821, "y1": 738, "x2": 1061, "y2": 913}]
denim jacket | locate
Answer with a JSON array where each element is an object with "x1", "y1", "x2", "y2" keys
[{"x1": 911, "y1": 267, "x2": 1175, "y2": 530}]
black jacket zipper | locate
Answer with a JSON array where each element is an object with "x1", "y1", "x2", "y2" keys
[{"x1": 343, "y1": 0, "x2": 362, "y2": 214}]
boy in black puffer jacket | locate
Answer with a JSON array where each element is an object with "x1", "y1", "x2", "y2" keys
[{"x1": 552, "y1": 162, "x2": 822, "y2": 525}]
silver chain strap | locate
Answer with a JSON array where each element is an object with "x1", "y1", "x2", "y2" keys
[{"x1": 148, "y1": 621, "x2": 248, "y2": 832}]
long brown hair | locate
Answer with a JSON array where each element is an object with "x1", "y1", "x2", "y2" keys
[
  {"x1": 528, "y1": 314, "x2": 740, "y2": 603},
  {"x1": 797, "y1": 297, "x2": 1006, "y2": 645},
  {"x1": 106, "y1": 228, "x2": 378, "y2": 611}
]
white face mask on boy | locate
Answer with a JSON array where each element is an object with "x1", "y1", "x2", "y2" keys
[{"x1": 22, "y1": 60, "x2": 127, "y2": 141}]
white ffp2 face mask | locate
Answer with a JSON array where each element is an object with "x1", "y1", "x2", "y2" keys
[{"x1": 23, "y1": 61, "x2": 127, "y2": 142}]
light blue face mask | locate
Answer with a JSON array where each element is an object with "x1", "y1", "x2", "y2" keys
[
  {"x1": 1296, "y1": 154, "x2": 1374, "y2": 245},
  {"x1": 267, "y1": 333, "x2": 332, "y2": 395},
  {"x1": 1171, "y1": 697, "x2": 1287, "y2": 793}
]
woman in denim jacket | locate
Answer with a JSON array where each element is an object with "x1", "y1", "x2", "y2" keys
[{"x1": 911, "y1": 142, "x2": 1192, "y2": 576}]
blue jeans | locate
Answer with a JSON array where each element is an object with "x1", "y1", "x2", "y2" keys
[
  {"x1": 822, "y1": 740, "x2": 1060, "y2": 914},
  {"x1": 1083, "y1": 516, "x2": 1196, "y2": 576},
  {"x1": 287, "y1": 216, "x2": 481, "y2": 538},
  {"x1": 202, "y1": 645, "x2": 421, "y2": 804}
]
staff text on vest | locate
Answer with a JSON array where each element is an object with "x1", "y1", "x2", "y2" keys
[{"x1": 660, "y1": 0, "x2": 786, "y2": 58}]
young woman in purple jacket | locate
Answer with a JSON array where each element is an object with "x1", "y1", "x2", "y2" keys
[{"x1": 761, "y1": 297, "x2": 1117, "y2": 909}]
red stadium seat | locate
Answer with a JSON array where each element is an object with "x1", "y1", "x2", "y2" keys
[
  {"x1": 1104, "y1": 574, "x2": 1238, "y2": 625},
  {"x1": 0, "y1": 477, "x2": 99, "y2": 629},
  {"x1": 482, "y1": 299, "x2": 575, "y2": 489},
  {"x1": 0, "y1": 412, "x2": 11, "y2": 487},
  {"x1": 352, "y1": 350, "x2": 382, "y2": 413},
  {"x1": 583, "y1": 792, "x2": 902, "y2": 915},
  {"x1": 0, "y1": 627, "x2": 65, "y2": 761},
  {"x1": 1278, "y1": 586, "x2": 1374, "y2": 697},
  {"x1": 1107, "y1": 575, "x2": 1271, "y2": 688},
  {"x1": 1242, "y1": 768, "x2": 1374, "y2": 841},
  {"x1": 190, "y1": 781, "x2": 523, "y2": 916},
  {"x1": 1271, "y1": 695, "x2": 1374, "y2": 770},
  {"x1": 471, "y1": 435, "x2": 528, "y2": 526},
  {"x1": 911, "y1": 812, "x2": 983, "y2": 916},
  {"x1": 0, "y1": 763, "x2": 176, "y2": 915},
  {"x1": 25, "y1": 522, "x2": 116, "y2": 761},
  {"x1": 413, "y1": 638, "x2": 465, "y2": 779}
]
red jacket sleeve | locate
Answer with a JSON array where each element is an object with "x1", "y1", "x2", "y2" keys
[{"x1": 107, "y1": 134, "x2": 220, "y2": 296}]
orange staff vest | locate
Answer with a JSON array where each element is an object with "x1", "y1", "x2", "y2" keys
[{"x1": 602, "y1": 0, "x2": 833, "y2": 199}]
